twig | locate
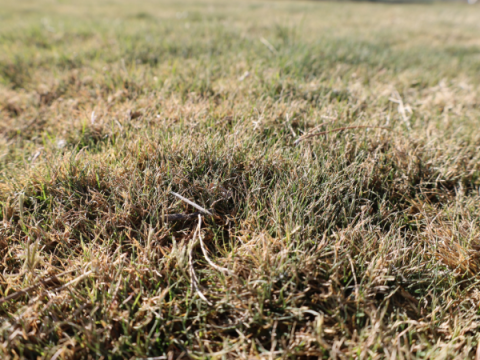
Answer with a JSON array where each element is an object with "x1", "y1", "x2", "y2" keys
[
  {"x1": 0, "y1": 268, "x2": 79, "y2": 305},
  {"x1": 311, "y1": 118, "x2": 338, "y2": 132},
  {"x1": 294, "y1": 126, "x2": 390, "y2": 145},
  {"x1": 389, "y1": 90, "x2": 411, "y2": 130},
  {"x1": 28, "y1": 269, "x2": 94, "y2": 305},
  {"x1": 188, "y1": 226, "x2": 212, "y2": 305},
  {"x1": 170, "y1": 192, "x2": 213, "y2": 216},
  {"x1": 187, "y1": 215, "x2": 235, "y2": 306},
  {"x1": 47, "y1": 270, "x2": 93, "y2": 294},
  {"x1": 196, "y1": 215, "x2": 234, "y2": 276},
  {"x1": 347, "y1": 255, "x2": 359, "y2": 303},
  {"x1": 295, "y1": 118, "x2": 337, "y2": 141}
]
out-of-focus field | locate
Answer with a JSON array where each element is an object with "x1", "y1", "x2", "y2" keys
[{"x1": 1, "y1": 0, "x2": 480, "y2": 358}]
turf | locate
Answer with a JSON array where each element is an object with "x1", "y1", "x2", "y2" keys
[{"x1": 1, "y1": 0, "x2": 480, "y2": 358}]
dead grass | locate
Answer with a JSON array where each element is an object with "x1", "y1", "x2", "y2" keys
[{"x1": 1, "y1": 0, "x2": 480, "y2": 358}]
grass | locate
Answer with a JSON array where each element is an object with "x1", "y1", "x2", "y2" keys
[{"x1": 1, "y1": 0, "x2": 480, "y2": 358}]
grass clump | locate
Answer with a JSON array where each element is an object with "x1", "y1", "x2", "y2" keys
[{"x1": 1, "y1": 0, "x2": 480, "y2": 358}]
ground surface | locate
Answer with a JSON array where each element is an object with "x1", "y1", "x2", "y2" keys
[{"x1": 1, "y1": 0, "x2": 480, "y2": 359}]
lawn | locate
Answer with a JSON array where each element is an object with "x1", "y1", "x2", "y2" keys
[{"x1": 1, "y1": 0, "x2": 480, "y2": 358}]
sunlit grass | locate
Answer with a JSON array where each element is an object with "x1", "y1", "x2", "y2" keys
[{"x1": 1, "y1": 0, "x2": 480, "y2": 358}]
